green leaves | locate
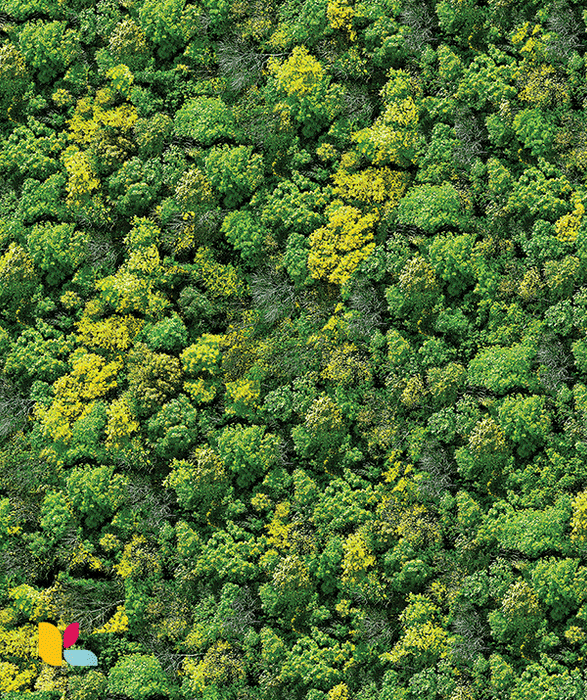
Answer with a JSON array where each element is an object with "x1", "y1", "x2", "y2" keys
[
  {"x1": 395, "y1": 183, "x2": 473, "y2": 235},
  {"x1": 216, "y1": 423, "x2": 281, "y2": 489},
  {"x1": 174, "y1": 96, "x2": 236, "y2": 146},
  {"x1": 18, "y1": 20, "x2": 80, "y2": 84},
  {"x1": 108, "y1": 654, "x2": 170, "y2": 700},
  {"x1": 467, "y1": 341, "x2": 539, "y2": 395}
]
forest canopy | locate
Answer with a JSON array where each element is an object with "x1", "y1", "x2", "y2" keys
[{"x1": 2, "y1": 0, "x2": 587, "y2": 699}]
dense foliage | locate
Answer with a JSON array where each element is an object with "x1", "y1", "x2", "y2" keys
[{"x1": 2, "y1": 0, "x2": 587, "y2": 698}]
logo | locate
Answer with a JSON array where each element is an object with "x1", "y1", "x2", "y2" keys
[{"x1": 38, "y1": 622, "x2": 98, "y2": 666}]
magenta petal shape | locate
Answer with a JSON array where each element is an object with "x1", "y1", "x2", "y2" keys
[{"x1": 63, "y1": 623, "x2": 79, "y2": 649}]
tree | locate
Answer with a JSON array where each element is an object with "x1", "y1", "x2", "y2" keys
[
  {"x1": 146, "y1": 394, "x2": 198, "y2": 460},
  {"x1": 352, "y1": 68, "x2": 423, "y2": 168},
  {"x1": 27, "y1": 222, "x2": 89, "y2": 287},
  {"x1": 204, "y1": 144, "x2": 265, "y2": 208},
  {"x1": 108, "y1": 18, "x2": 151, "y2": 71},
  {"x1": 394, "y1": 183, "x2": 474, "y2": 235},
  {"x1": 108, "y1": 653, "x2": 170, "y2": 699},
  {"x1": 496, "y1": 393, "x2": 551, "y2": 458},
  {"x1": 18, "y1": 20, "x2": 81, "y2": 84},
  {"x1": 467, "y1": 341, "x2": 540, "y2": 395},
  {"x1": 174, "y1": 96, "x2": 237, "y2": 146},
  {"x1": 216, "y1": 423, "x2": 281, "y2": 489},
  {"x1": 0, "y1": 43, "x2": 29, "y2": 114},
  {"x1": 308, "y1": 199, "x2": 378, "y2": 285},
  {"x1": 125, "y1": 343, "x2": 183, "y2": 418},
  {"x1": 428, "y1": 233, "x2": 476, "y2": 297},
  {"x1": 266, "y1": 45, "x2": 343, "y2": 138}
]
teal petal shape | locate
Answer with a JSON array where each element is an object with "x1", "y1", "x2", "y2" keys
[{"x1": 63, "y1": 649, "x2": 98, "y2": 666}]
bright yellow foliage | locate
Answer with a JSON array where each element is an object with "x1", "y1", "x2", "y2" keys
[
  {"x1": 327, "y1": 0, "x2": 356, "y2": 41},
  {"x1": 183, "y1": 640, "x2": 245, "y2": 693},
  {"x1": 518, "y1": 268, "x2": 543, "y2": 302},
  {"x1": 0, "y1": 661, "x2": 35, "y2": 693},
  {"x1": 264, "y1": 501, "x2": 293, "y2": 553},
  {"x1": 352, "y1": 70, "x2": 421, "y2": 167},
  {"x1": 341, "y1": 529, "x2": 376, "y2": 584},
  {"x1": 400, "y1": 374, "x2": 427, "y2": 408},
  {"x1": 35, "y1": 349, "x2": 122, "y2": 447},
  {"x1": 321, "y1": 342, "x2": 371, "y2": 385},
  {"x1": 62, "y1": 146, "x2": 100, "y2": 202},
  {"x1": 93, "y1": 605, "x2": 129, "y2": 634},
  {"x1": 184, "y1": 378, "x2": 217, "y2": 404},
  {"x1": 66, "y1": 95, "x2": 138, "y2": 148},
  {"x1": 70, "y1": 539, "x2": 104, "y2": 572},
  {"x1": 34, "y1": 664, "x2": 67, "y2": 694},
  {"x1": 95, "y1": 269, "x2": 170, "y2": 318},
  {"x1": 517, "y1": 63, "x2": 569, "y2": 108},
  {"x1": 225, "y1": 378, "x2": 260, "y2": 416},
  {"x1": 114, "y1": 534, "x2": 161, "y2": 579},
  {"x1": 268, "y1": 45, "x2": 325, "y2": 100},
  {"x1": 75, "y1": 313, "x2": 145, "y2": 353},
  {"x1": 570, "y1": 490, "x2": 587, "y2": 543},
  {"x1": 192, "y1": 247, "x2": 247, "y2": 300},
  {"x1": 555, "y1": 193, "x2": 585, "y2": 243},
  {"x1": 331, "y1": 166, "x2": 409, "y2": 212},
  {"x1": 309, "y1": 200, "x2": 377, "y2": 284},
  {"x1": 181, "y1": 334, "x2": 222, "y2": 375},
  {"x1": 105, "y1": 394, "x2": 140, "y2": 450}
]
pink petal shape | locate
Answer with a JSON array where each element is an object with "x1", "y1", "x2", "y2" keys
[{"x1": 63, "y1": 623, "x2": 79, "y2": 649}]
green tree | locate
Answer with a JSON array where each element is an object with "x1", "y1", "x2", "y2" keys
[
  {"x1": 216, "y1": 423, "x2": 281, "y2": 489},
  {"x1": 146, "y1": 394, "x2": 198, "y2": 460},
  {"x1": 204, "y1": 144, "x2": 265, "y2": 208},
  {"x1": 108, "y1": 653, "x2": 170, "y2": 699},
  {"x1": 174, "y1": 96, "x2": 237, "y2": 146},
  {"x1": 18, "y1": 20, "x2": 81, "y2": 84},
  {"x1": 395, "y1": 183, "x2": 474, "y2": 235}
]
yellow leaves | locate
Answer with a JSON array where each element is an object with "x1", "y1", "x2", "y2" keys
[
  {"x1": 570, "y1": 490, "x2": 587, "y2": 543},
  {"x1": 382, "y1": 593, "x2": 448, "y2": 666},
  {"x1": 265, "y1": 501, "x2": 293, "y2": 553},
  {"x1": 352, "y1": 69, "x2": 421, "y2": 167},
  {"x1": 308, "y1": 200, "x2": 377, "y2": 284},
  {"x1": 225, "y1": 378, "x2": 260, "y2": 417},
  {"x1": 184, "y1": 378, "x2": 218, "y2": 404},
  {"x1": 399, "y1": 374, "x2": 427, "y2": 409},
  {"x1": 106, "y1": 64, "x2": 134, "y2": 99},
  {"x1": 518, "y1": 267, "x2": 544, "y2": 302},
  {"x1": 0, "y1": 662, "x2": 35, "y2": 693},
  {"x1": 555, "y1": 193, "x2": 585, "y2": 243},
  {"x1": 183, "y1": 640, "x2": 245, "y2": 693},
  {"x1": 114, "y1": 534, "x2": 161, "y2": 579},
  {"x1": 105, "y1": 395, "x2": 140, "y2": 450},
  {"x1": 75, "y1": 313, "x2": 145, "y2": 353},
  {"x1": 62, "y1": 146, "x2": 100, "y2": 203},
  {"x1": 268, "y1": 45, "x2": 325, "y2": 100},
  {"x1": 70, "y1": 540, "x2": 104, "y2": 572},
  {"x1": 95, "y1": 269, "x2": 170, "y2": 318},
  {"x1": 564, "y1": 625, "x2": 586, "y2": 645},
  {"x1": 327, "y1": 0, "x2": 356, "y2": 41},
  {"x1": 35, "y1": 349, "x2": 122, "y2": 446},
  {"x1": 331, "y1": 166, "x2": 409, "y2": 214},
  {"x1": 501, "y1": 580, "x2": 540, "y2": 619},
  {"x1": 341, "y1": 529, "x2": 376, "y2": 584},
  {"x1": 93, "y1": 606, "x2": 129, "y2": 634},
  {"x1": 181, "y1": 335, "x2": 222, "y2": 376},
  {"x1": 321, "y1": 342, "x2": 371, "y2": 386},
  {"x1": 67, "y1": 95, "x2": 138, "y2": 148},
  {"x1": 385, "y1": 621, "x2": 448, "y2": 664},
  {"x1": 192, "y1": 247, "x2": 247, "y2": 300},
  {"x1": 328, "y1": 683, "x2": 350, "y2": 700},
  {"x1": 517, "y1": 63, "x2": 569, "y2": 108}
]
